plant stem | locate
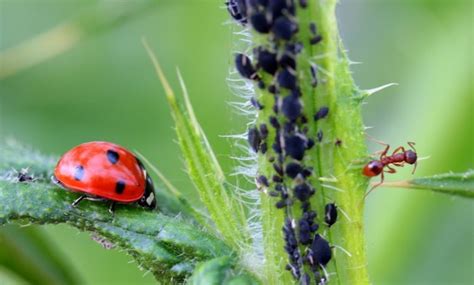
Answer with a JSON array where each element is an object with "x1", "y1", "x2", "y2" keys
[{"x1": 307, "y1": 1, "x2": 370, "y2": 284}]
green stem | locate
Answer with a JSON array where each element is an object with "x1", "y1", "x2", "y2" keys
[{"x1": 307, "y1": 1, "x2": 370, "y2": 284}]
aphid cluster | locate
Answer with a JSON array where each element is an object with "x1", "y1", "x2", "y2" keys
[{"x1": 227, "y1": 1, "x2": 338, "y2": 283}]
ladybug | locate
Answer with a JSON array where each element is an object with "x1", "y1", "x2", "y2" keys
[{"x1": 52, "y1": 141, "x2": 156, "y2": 213}]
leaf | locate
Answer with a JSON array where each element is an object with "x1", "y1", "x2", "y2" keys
[
  {"x1": 382, "y1": 170, "x2": 474, "y2": 198},
  {"x1": 142, "y1": 40, "x2": 251, "y2": 250},
  {"x1": 187, "y1": 256, "x2": 261, "y2": 285},
  {"x1": 0, "y1": 141, "x2": 232, "y2": 283}
]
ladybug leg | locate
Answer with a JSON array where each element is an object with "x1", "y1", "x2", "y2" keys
[
  {"x1": 108, "y1": 202, "x2": 116, "y2": 215},
  {"x1": 72, "y1": 195, "x2": 86, "y2": 207}
]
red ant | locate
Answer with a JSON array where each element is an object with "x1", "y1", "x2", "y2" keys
[{"x1": 363, "y1": 142, "x2": 418, "y2": 197}]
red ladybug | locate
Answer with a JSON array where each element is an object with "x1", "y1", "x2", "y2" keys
[{"x1": 52, "y1": 141, "x2": 156, "y2": 213}]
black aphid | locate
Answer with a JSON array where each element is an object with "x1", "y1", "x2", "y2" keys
[
  {"x1": 250, "y1": 12, "x2": 271, "y2": 33},
  {"x1": 235, "y1": 53, "x2": 258, "y2": 80},
  {"x1": 277, "y1": 68, "x2": 297, "y2": 90},
  {"x1": 335, "y1": 139, "x2": 342, "y2": 146},
  {"x1": 317, "y1": 130, "x2": 323, "y2": 142},
  {"x1": 285, "y1": 162, "x2": 303, "y2": 178},
  {"x1": 302, "y1": 167, "x2": 313, "y2": 177},
  {"x1": 272, "y1": 142, "x2": 282, "y2": 154},
  {"x1": 299, "y1": 219, "x2": 312, "y2": 245},
  {"x1": 309, "y1": 234, "x2": 332, "y2": 267},
  {"x1": 285, "y1": 135, "x2": 307, "y2": 160},
  {"x1": 261, "y1": 142, "x2": 268, "y2": 154},
  {"x1": 273, "y1": 163, "x2": 284, "y2": 176},
  {"x1": 299, "y1": 0, "x2": 308, "y2": 8},
  {"x1": 307, "y1": 138, "x2": 315, "y2": 150},
  {"x1": 294, "y1": 183, "x2": 314, "y2": 201},
  {"x1": 269, "y1": 116, "x2": 280, "y2": 129},
  {"x1": 281, "y1": 94, "x2": 302, "y2": 121},
  {"x1": 279, "y1": 52, "x2": 296, "y2": 69},
  {"x1": 258, "y1": 80, "x2": 265, "y2": 89},
  {"x1": 310, "y1": 63, "x2": 318, "y2": 87},
  {"x1": 250, "y1": 97, "x2": 264, "y2": 110},
  {"x1": 276, "y1": 200, "x2": 288, "y2": 209},
  {"x1": 272, "y1": 16, "x2": 298, "y2": 41},
  {"x1": 269, "y1": 0, "x2": 296, "y2": 19},
  {"x1": 257, "y1": 175, "x2": 270, "y2": 187},
  {"x1": 259, "y1": 124, "x2": 269, "y2": 139},
  {"x1": 310, "y1": 35, "x2": 323, "y2": 45},
  {"x1": 272, "y1": 175, "x2": 283, "y2": 183},
  {"x1": 257, "y1": 49, "x2": 278, "y2": 75},
  {"x1": 314, "y1": 106, "x2": 329, "y2": 120},
  {"x1": 226, "y1": 0, "x2": 247, "y2": 25},
  {"x1": 247, "y1": 127, "x2": 261, "y2": 152},
  {"x1": 268, "y1": 84, "x2": 278, "y2": 94},
  {"x1": 324, "y1": 203, "x2": 338, "y2": 227}
]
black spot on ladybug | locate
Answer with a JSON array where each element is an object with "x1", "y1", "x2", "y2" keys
[
  {"x1": 74, "y1": 165, "x2": 84, "y2": 181},
  {"x1": 115, "y1": 180, "x2": 125, "y2": 194},
  {"x1": 277, "y1": 68, "x2": 297, "y2": 90},
  {"x1": 272, "y1": 16, "x2": 298, "y2": 41},
  {"x1": 249, "y1": 12, "x2": 271, "y2": 33},
  {"x1": 314, "y1": 106, "x2": 329, "y2": 120},
  {"x1": 324, "y1": 203, "x2": 338, "y2": 227},
  {"x1": 309, "y1": 234, "x2": 332, "y2": 267},
  {"x1": 235, "y1": 53, "x2": 259, "y2": 80},
  {"x1": 107, "y1": 149, "x2": 120, "y2": 164}
]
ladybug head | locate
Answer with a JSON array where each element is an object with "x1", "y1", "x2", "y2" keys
[{"x1": 139, "y1": 174, "x2": 156, "y2": 209}]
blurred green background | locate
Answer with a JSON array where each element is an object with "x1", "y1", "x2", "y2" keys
[{"x1": 0, "y1": 0, "x2": 472, "y2": 284}]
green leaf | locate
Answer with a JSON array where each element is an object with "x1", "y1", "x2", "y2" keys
[
  {"x1": 382, "y1": 170, "x2": 474, "y2": 198},
  {"x1": 0, "y1": 226, "x2": 79, "y2": 285},
  {"x1": 0, "y1": 141, "x2": 233, "y2": 284},
  {"x1": 187, "y1": 256, "x2": 261, "y2": 285},
  {"x1": 142, "y1": 40, "x2": 251, "y2": 251}
]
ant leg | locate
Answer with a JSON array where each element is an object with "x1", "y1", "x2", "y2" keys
[
  {"x1": 391, "y1": 146, "x2": 405, "y2": 156},
  {"x1": 364, "y1": 172, "x2": 385, "y2": 200},
  {"x1": 385, "y1": 165, "x2": 397, "y2": 174},
  {"x1": 108, "y1": 202, "x2": 116, "y2": 215},
  {"x1": 72, "y1": 195, "x2": 86, "y2": 207},
  {"x1": 412, "y1": 161, "x2": 418, "y2": 174}
]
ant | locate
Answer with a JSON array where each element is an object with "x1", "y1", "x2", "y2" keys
[{"x1": 363, "y1": 142, "x2": 418, "y2": 197}]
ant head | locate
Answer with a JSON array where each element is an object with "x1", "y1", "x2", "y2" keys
[
  {"x1": 363, "y1": 160, "x2": 384, "y2": 177},
  {"x1": 405, "y1": 150, "x2": 417, "y2": 164}
]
